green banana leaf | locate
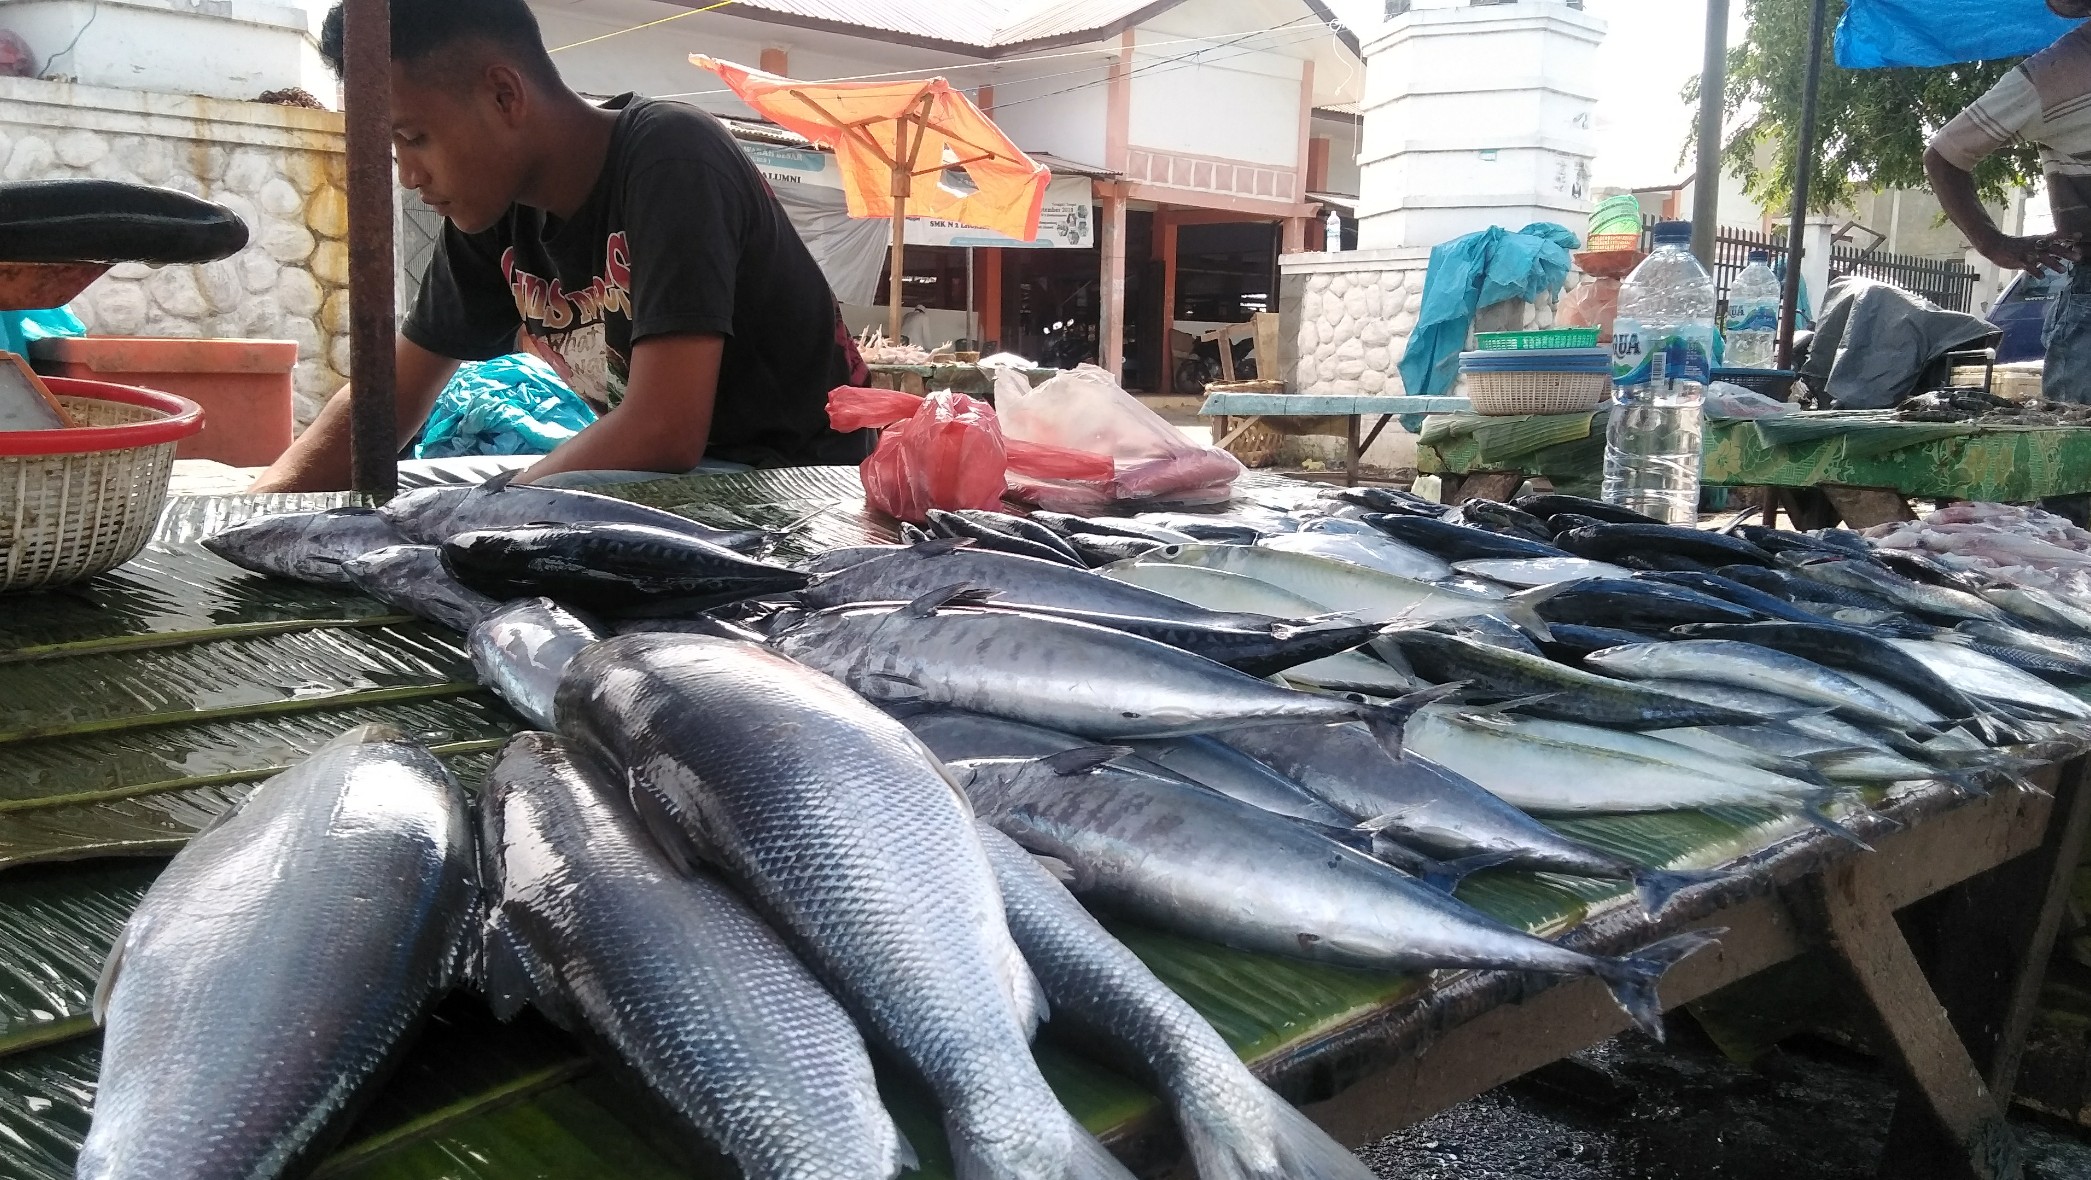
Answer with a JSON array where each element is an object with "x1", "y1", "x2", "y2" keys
[{"x1": 0, "y1": 472, "x2": 1921, "y2": 1179}]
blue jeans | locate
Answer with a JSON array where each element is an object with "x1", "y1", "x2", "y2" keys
[{"x1": 2042, "y1": 265, "x2": 2091, "y2": 404}]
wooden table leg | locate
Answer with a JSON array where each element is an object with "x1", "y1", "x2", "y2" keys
[
  {"x1": 1822, "y1": 485, "x2": 1918, "y2": 530},
  {"x1": 1793, "y1": 866, "x2": 2023, "y2": 1180},
  {"x1": 1875, "y1": 761, "x2": 2091, "y2": 1179},
  {"x1": 1214, "y1": 415, "x2": 1266, "y2": 451},
  {"x1": 1345, "y1": 415, "x2": 1362, "y2": 487},
  {"x1": 1359, "y1": 414, "x2": 1396, "y2": 457}
]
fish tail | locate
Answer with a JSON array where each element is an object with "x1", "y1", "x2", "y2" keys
[
  {"x1": 1630, "y1": 867, "x2": 1726, "y2": 918},
  {"x1": 1417, "y1": 850, "x2": 1518, "y2": 893},
  {"x1": 1358, "y1": 682, "x2": 1466, "y2": 758},
  {"x1": 1592, "y1": 929, "x2": 1725, "y2": 1039},
  {"x1": 1067, "y1": 1120, "x2": 1140, "y2": 1180},
  {"x1": 1181, "y1": 1080, "x2": 1375, "y2": 1180},
  {"x1": 1797, "y1": 795, "x2": 1876, "y2": 850},
  {"x1": 948, "y1": 1114, "x2": 1136, "y2": 1180}
]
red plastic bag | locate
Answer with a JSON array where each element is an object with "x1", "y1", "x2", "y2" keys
[{"x1": 825, "y1": 386, "x2": 1110, "y2": 524}]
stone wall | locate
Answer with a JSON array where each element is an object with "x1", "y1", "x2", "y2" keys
[
  {"x1": 1274, "y1": 247, "x2": 1586, "y2": 471},
  {"x1": 0, "y1": 77, "x2": 349, "y2": 425}
]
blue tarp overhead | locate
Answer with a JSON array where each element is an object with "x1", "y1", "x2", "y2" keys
[{"x1": 1836, "y1": 0, "x2": 2080, "y2": 69}]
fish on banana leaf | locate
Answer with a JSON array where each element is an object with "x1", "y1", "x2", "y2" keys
[
  {"x1": 1123, "y1": 543, "x2": 1559, "y2": 634},
  {"x1": 202, "y1": 506, "x2": 408, "y2": 586},
  {"x1": 1376, "y1": 628, "x2": 1764, "y2": 729},
  {"x1": 341, "y1": 543, "x2": 502, "y2": 632},
  {"x1": 468, "y1": 598, "x2": 607, "y2": 729},
  {"x1": 441, "y1": 522, "x2": 808, "y2": 611},
  {"x1": 381, "y1": 470, "x2": 770, "y2": 550}
]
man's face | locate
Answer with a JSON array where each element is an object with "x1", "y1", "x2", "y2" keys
[
  {"x1": 2049, "y1": 0, "x2": 2091, "y2": 19},
  {"x1": 390, "y1": 62, "x2": 530, "y2": 234}
]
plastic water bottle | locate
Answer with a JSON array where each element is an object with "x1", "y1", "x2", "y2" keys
[
  {"x1": 1724, "y1": 249, "x2": 1782, "y2": 369},
  {"x1": 1603, "y1": 220, "x2": 1711, "y2": 525}
]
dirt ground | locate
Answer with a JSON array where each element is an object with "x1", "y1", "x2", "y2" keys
[{"x1": 1357, "y1": 1023, "x2": 2091, "y2": 1180}]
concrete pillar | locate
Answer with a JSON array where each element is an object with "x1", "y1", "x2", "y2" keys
[{"x1": 1099, "y1": 190, "x2": 1128, "y2": 381}]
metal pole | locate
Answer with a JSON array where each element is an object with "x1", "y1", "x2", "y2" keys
[
  {"x1": 1690, "y1": 0, "x2": 1730, "y2": 267},
  {"x1": 1777, "y1": 0, "x2": 1830, "y2": 370},
  {"x1": 343, "y1": 0, "x2": 396, "y2": 499},
  {"x1": 887, "y1": 189, "x2": 907, "y2": 342}
]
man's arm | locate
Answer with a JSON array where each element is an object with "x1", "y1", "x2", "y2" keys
[
  {"x1": 516, "y1": 333, "x2": 724, "y2": 483},
  {"x1": 1925, "y1": 147, "x2": 2079, "y2": 274},
  {"x1": 248, "y1": 337, "x2": 460, "y2": 492}
]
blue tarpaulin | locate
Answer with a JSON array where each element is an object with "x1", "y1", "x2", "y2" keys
[
  {"x1": 412, "y1": 353, "x2": 597, "y2": 459},
  {"x1": 1836, "y1": 0, "x2": 2079, "y2": 68},
  {"x1": 1397, "y1": 223, "x2": 1580, "y2": 399}
]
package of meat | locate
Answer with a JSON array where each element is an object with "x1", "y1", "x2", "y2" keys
[{"x1": 991, "y1": 364, "x2": 1243, "y2": 511}]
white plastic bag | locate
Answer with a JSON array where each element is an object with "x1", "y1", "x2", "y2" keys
[
  {"x1": 1703, "y1": 381, "x2": 1797, "y2": 419},
  {"x1": 992, "y1": 364, "x2": 1244, "y2": 511}
]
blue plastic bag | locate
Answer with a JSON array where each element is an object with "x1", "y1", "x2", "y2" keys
[
  {"x1": 0, "y1": 306, "x2": 83, "y2": 356},
  {"x1": 412, "y1": 353, "x2": 597, "y2": 459},
  {"x1": 1397, "y1": 223, "x2": 1580, "y2": 398},
  {"x1": 1836, "y1": 0, "x2": 2077, "y2": 69}
]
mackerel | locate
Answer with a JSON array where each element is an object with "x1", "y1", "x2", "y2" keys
[
  {"x1": 1980, "y1": 585, "x2": 2091, "y2": 640},
  {"x1": 1677, "y1": 622, "x2": 1992, "y2": 731},
  {"x1": 381, "y1": 470, "x2": 770, "y2": 549},
  {"x1": 341, "y1": 543, "x2": 501, "y2": 632},
  {"x1": 1581, "y1": 640, "x2": 1930, "y2": 731},
  {"x1": 468, "y1": 598, "x2": 606, "y2": 729},
  {"x1": 1783, "y1": 556, "x2": 2006, "y2": 623},
  {"x1": 1378, "y1": 629, "x2": 1764, "y2": 729},
  {"x1": 1259, "y1": 531, "x2": 1455, "y2": 582},
  {"x1": 1883, "y1": 639, "x2": 2091, "y2": 722},
  {"x1": 964, "y1": 752, "x2": 1719, "y2": 1037},
  {"x1": 1124, "y1": 543, "x2": 1559, "y2": 634},
  {"x1": 202, "y1": 507, "x2": 407, "y2": 586}
]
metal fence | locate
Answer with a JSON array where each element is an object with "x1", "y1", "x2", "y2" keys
[{"x1": 1636, "y1": 219, "x2": 1979, "y2": 315}]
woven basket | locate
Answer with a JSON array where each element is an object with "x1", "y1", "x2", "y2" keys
[
  {"x1": 0, "y1": 377, "x2": 204, "y2": 591},
  {"x1": 1464, "y1": 370, "x2": 1612, "y2": 416}
]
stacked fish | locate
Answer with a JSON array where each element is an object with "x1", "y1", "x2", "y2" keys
[{"x1": 166, "y1": 473, "x2": 2091, "y2": 1180}]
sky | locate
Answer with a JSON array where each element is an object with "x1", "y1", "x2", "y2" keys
[{"x1": 1326, "y1": 0, "x2": 1747, "y2": 189}]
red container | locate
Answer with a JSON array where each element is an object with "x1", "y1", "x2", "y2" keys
[{"x1": 29, "y1": 336, "x2": 297, "y2": 466}]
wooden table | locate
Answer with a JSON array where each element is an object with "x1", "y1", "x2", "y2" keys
[
  {"x1": 1418, "y1": 411, "x2": 2091, "y2": 524},
  {"x1": 0, "y1": 467, "x2": 2081, "y2": 1180},
  {"x1": 1199, "y1": 393, "x2": 1474, "y2": 485}
]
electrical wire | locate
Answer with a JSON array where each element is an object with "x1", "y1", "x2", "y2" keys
[
  {"x1": 38, "y1": 0, "x2": 100, "y2": 81},
  {"x1": 549, "y1": 0, "x2": 740, "y2": 53}
]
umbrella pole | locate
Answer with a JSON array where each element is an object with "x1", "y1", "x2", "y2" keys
[
  {"x1": 1777, "y1": 0, "x2": 1830, "y2": 370},
  {"x1": 888, "y1": 188, "x2": 907, "y2": 343}
]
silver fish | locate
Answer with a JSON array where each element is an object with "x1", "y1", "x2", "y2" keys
[
  {"x1": 1883, "y1": 639, "x2": 2091, "y2": 722},
  {"x1": 770, "y1": 595, "x2": 1450, "y2": 751},
  {"x1": 1379, "y1": 629, "x2": 1763, "y2": 729},
  {"x1": 202, "y1": 506, "x2": 408, "y2": 586},
  {"x1": 1091, "y1": 565, "x2": 1402, "y2": 691},
  {"x1": 1783, "y1": 556, "x2": 2006, "y2": 622},
  {"x1": 480, "y1": 733, "x2": 907, "y2": 1180},
  {"x1": 963, "y1": 752, "x2": 1718, "y2": 1038},
  {"x1": 341, "y1": 543, "x2": 501, "y2": 632},
  {"x1": 974, "y1": 821, "x2": 1376, "y2": 1180},
  {"x1": 803, "y1": 541, "x2": 1286, "y2": 631},
  {"x1": 380, "y1": 471, "x2": 770, "y2": 550},
  {"x1": 1582, "y1": 640, "x2": 1930, "y2": 731},
  {"x1": 556, "y1": 635, "x2": 1133, "y2": 1180},
  {"x1": 1121, "y1": 544, "x2": 1556, "y2": 634},
  {"x1": 1258, "y1": 531, "x2": 1454, "y2": 582},
  {"x1": 1948, "y1": 620, "x2": 2091, "y2": 678},
  {"x1": 1453, "y1": 557, "x2": 1635, "y2": 587},
  {"x1": 1980, "y1": 585, "x2": 2091, "y2": 639},
  {"x1": 468, "y1": 598, "x2": 606, "y2": 729},
  {"x1": 80, "y1": 726, "x2": 475, "y2": 1180},
  {"x1": 1221, "y1": 724, "x2": 1721, "y2": 917}
]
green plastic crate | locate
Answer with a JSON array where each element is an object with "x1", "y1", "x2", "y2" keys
[{"x1": 1475, "y1": 327, "x2": 1603, "y2": 351}]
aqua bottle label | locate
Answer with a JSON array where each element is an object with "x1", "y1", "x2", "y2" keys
[{"x1": 1613, "y1": 318, "x2": 1652, "y2": 387}]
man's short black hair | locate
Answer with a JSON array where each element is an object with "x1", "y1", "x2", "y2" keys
[{"x1": 318, "y1": 0, "x2": 560, "y2": 86}]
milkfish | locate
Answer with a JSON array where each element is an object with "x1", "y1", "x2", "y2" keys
[
  {"x1": 79, "y1": 726, "x2": 476, "y2": 1180},
  {"x1": 341, "y1": 544, "x2": 501, "y2": 632},
  {"x1": 441, "y1": 522, "x2": 808, "y2": 611},
  {"x1": 202, "y1": 506, "x2": 408, "y2": 586},
  {"x1": 1883, "y1": 638, "x2": 2091, "y2": 723},
  {"x1": 1222, "y1": 723, "x2": 1723, "y2": 917},
  {"x1": 468, "y1": 598, "x2": 607, "y2": 729},
  {"x1": 962, "y1": 751, "x2": 1719, "y2": 1038},
  {"x1": 974, "y1": 822, "x2": 1378, "y2": 1180},
  {"x1": 479, "y1": 733, "x2": 908, "y2": 1180},
  {"x1": 380, "y1": 469, "x2": 771, "y2": 550},
  {"x1": 556, "y1": 635, "x2": 1135, "y2": 1180},
  {"x1": 769, "y1": 590, "x2": 1455, "y2": 752}
]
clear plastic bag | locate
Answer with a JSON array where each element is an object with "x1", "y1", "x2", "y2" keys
[
  {"x1": 827, "y1": 386, "x2": 1111, "y2": 523},
  {"x1": 992, "y1": 364, "x2": 1243, "y2": 511}
]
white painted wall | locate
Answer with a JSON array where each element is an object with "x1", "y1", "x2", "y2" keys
[
  {"x1": 987, "y1": 67, "x2": 1111, "y2": 168},
  {"x1": 1314, "y1": 113, "x2": 1361, "y2": 196},
  {"x1": 0, "y1": 0, "x2": 333, "y2": 104},
  {"x1": 1126, "y1": 39, "x2": 1302, "y2": 167}
]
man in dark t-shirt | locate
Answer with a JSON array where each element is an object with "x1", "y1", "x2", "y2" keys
[{"x1": 251, "y1": 0, "x2": 870, "y2": 491}]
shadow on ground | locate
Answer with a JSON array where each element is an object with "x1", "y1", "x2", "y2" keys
[{"x1": 1359, "y1": 1023, "x2": 2091, "y2": 1180}]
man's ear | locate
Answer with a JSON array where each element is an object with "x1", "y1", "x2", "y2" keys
[{"x1": 484, "y1": 62, "x2": 532, "y2": 127}]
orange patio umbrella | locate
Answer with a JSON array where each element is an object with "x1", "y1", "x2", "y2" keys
[{"x1": 693, "y1": 56, "x2": 1051, "y2": 342}]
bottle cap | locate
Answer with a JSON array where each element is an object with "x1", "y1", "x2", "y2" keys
[
  {"x1": 1747, "y1": 249, "x2": 1771, "y2": 264},
  {"x1": 1651, "y1": 221, "x2": 1692, "y2": 247}
]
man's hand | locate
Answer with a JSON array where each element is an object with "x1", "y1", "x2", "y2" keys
[
  {"x1": 1979, "y1": 233, "x2": 2083, "y2": 276},
  {"x1": 516, "y1": 333, "x2": 725, "y2": 483}
]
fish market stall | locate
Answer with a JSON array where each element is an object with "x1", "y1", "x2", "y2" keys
[
  {"x1": 0, "y1": 468, "x2": 2087, "y2": 1179},
  {"x1": 1419, "y1": 409, "x2": 2091, "y2": 526}
]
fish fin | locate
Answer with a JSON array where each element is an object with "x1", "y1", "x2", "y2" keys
[
  {"x1": 1070, "y1": 1122, "x2": 1141, "y2": 1180},
  {"x1": 1355, "y1": 681, "x2": 1466, "y2": 754},
  {"x1": 862, "y1": 671, "x2": 929, "y2": 701},
  {"x1": 1042, "y1": 746, "x2": 1135, "y2": 777},
  {"x1": 1031, "y1": 853, "x2": 1078, "y2": 885},
  {"x1": 91, "y1": 916, "x2": 145, "y2": 1025},
  {"x1": 477, "y1": 469, "x2": 521, "y2": 494},
  {"x1": 1269, "y1": 612, "x2": 1367, "y2": 641},
  {"x1": 1591, "y1": 928, "x2": 1725, "y2": 1039},
  {"x1": 1460, "y1": 691, "x2": 1558, "y2": 717},
  {"x1": 899, "y1": 523, "x2": 933, "y2": 545},
  {"x1": 478, "y1": 916, "x2": 538, "y2": 1023},
  {"x1": 1797, "y1": 795, "x2": 1875, "y2": 851},
  {"x1": 1418, "y1": 850, "x2": 1517, "y2": 893},
  {"x1": 1503, "y1": 583, "x2": 1576, "y2": 641},
  {"x1": 626, "y1": 772, "x2": 707, "y2": 877},
  {"x1": 891, "y1": 1128, "x2": 920, "y2": 1173},
  {"x1": 1183, "y1": 1077, "x2": 1378, "y2": 1180},
  {"x1": 1004, "y1": 944, "x2": 1051, "y2": 1041},
  {"x1": 906, "y1": 583, "x2": 996, "y2": 617},
  {"x1": 1631, "y1": 867, "x2": 1727, "y2": 918},
  {"x1": 909, "y1": 536, "x2": 970, "y2": 556}
]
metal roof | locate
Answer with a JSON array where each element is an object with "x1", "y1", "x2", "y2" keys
[
  {"x1": 1027, "y1": 151, "x2": 1117, "y2": 179},
  {"x1": 709, "y1": 0, "x2": 1358, "y2": 58}
]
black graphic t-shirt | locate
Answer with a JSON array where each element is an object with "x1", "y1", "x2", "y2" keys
[{"x1": 405, "y1": 95, "x2": 872, "y2": 467}]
